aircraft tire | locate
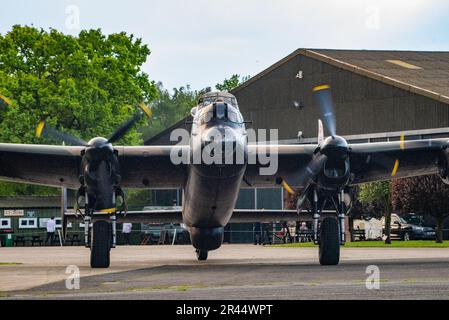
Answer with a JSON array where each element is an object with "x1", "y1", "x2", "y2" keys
[
  {"x1": 90, "y1": 220, "x2": 111, "y2": 268},
  {"x1": 319, "y1": 217, "x2": 340, "y2": 266},
  {"x1": 196, "y1": 249, "x2": 208, "y2": 261}
]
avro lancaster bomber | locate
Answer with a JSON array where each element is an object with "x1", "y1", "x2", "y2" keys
[{"x1": 1, "y1": 86, "x2": 448, "y2": 268}]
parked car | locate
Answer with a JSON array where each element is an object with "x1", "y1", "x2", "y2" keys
[{"x1": 383, "y1": 214, "x2": 436, "y2": 241}]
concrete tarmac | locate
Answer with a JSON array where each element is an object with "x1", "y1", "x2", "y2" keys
[{"x1": 1, "y1": 245, "x2": 449, "y2": 299}]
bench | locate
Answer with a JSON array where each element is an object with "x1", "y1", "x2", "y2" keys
[
  {"x1": 351, "y1": 230, "x2": 366, "y2": 241},
  {"x1": 67, "y1": 234, "x2": 82, "y2": 246},
  {"x1": 296, "y1": 230, "x2": 314, "y2": 243},
  {"x1": 14, "y1": 236, "x2": 26, "y2": 246},
  {"x1": 31, "y1": 235, "x2": 43, "y2": 246}
]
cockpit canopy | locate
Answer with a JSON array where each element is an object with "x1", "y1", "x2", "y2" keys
[
  {"x1": 197, "y1": 91, "x2": 238, "y2": 110},
  {"x1": 198, "y1": 103, "x2": 243, "y2": 125}
]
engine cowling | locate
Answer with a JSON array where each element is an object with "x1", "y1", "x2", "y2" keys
[{"x1": 317, "y1": 135, "x2": 350, "y2": 190}]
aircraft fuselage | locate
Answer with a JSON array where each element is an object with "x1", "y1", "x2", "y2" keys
[{"x1": 182, "y1": 92, "x2": 247, "y2": 250}]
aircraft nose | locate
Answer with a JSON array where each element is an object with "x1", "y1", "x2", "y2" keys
[
  {"x1": 202, "y1": 126, "x2": 236, "y2": 144},
  {"x1": 201, "y1": 126, "x2": 245, "y2": 165}
]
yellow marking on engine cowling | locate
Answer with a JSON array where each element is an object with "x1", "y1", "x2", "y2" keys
[
  {"x1": 35, "y1": 121, "x2": 46, "y2": 138},
  {"x1": 391, "y1": 159, "x2": 400, "y2": 177},
  {"x1": 97, "y1": 208, "x2": 116, "y2": 214},
  {"x1": 313, "y1": 84, "x2": 330, "y2": 92}
]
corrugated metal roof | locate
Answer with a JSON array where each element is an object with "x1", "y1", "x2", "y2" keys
[{"x1": 233, "y1": 48, "x2": 449, "y2": 104}]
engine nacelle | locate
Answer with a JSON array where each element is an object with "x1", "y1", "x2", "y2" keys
[{"x1": 318, "y1": 158, "x2": 351, "y2": 190}]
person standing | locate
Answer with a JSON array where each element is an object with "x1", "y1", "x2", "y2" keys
[
  {"x1": 122, "y1": 223, "x2": 132, "y2": 245},
  {"x1": 45, "y1": 217, "x2": 56, "y2": 246},
  {"x1": 253, "y1": 222, "x2": 262, "y2": 245}
]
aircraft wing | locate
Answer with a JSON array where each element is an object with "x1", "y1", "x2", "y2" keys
[
  {"x1": 349, "y1": 138, "x2": 448, "y2": 184},
  {"x1": 0, "y1": 144, "x2": 83, "y2": 188},
  {"x1": 244, "y1": 144, "x2": 317, "y2": 187},
  {"x1": 0, "y1": 144, "x2": 188, "y2": 189},
  {"x1": 245, "y1": 139, "x2": 449, "y2": 188},
  {"x1": 118, "y1": 146, "x2": 188, "y2": 188}
]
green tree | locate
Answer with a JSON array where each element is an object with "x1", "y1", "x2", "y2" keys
[
  {"x1": 359, "y1": 181, "x2": 393, "y2": 244},
  {"x1": 392, "y1": 175, "x2": 449, "y2": 243},
  {"x1": 215, "y1": 74, "x2": 250, "y2": 92},
  {"x1": 141, "y1": 83, "x2": 200, "y2": 140},
  {"x1": 0, "y1": 25, "x2": 158, "y2": 195}
]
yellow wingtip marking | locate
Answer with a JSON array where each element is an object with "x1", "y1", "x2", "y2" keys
[
  {"x1": 281, "y1": 179, "x2": 295, "y2": 195},
  {"x1": 391, "y1": 159, "x2": 400, "y2": 177},
  {"x1": 35, "y1": 121, "x2": 45, "y2": 138},
  {"x1": 313, "y1": 84, "x2": 330, "y2": 92},
  {"x1": 138, "y1": 102, "x2": 152, "y2": 118}
]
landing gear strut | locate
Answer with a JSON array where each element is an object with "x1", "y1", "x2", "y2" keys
[
  {"x1": 196, "y1": 249, "x2": 208, "y2": 261},
  {"x1": 310, "y1": 188, "x2": 348, "y2": 266}
]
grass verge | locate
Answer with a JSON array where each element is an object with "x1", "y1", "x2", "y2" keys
[
  {"x1": 273, "y1": 240, "x2": 449, "y2": 248},
  {"x1": 0, "y1": 262, "x2": 22, "y2": 266}
]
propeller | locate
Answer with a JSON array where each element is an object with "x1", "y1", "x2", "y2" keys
[
  {"x1": 0, "y1": 94, "x2": 12, "y2": 108},
  {"x1": 279, "y1": 85, "x2": 346, "y2": 195},
  {"x1": 36, "y1": 121, "x2": 88, "y2": 146},
  {"x1": 313, "y1": 85, "x2": 336, "y2": 137},
  {"x1": 36, "y1": 102, "x2": 152, "y2": 146},
  {"x1": 36, "y1": 102, "x2": 152, "y2": 214}
]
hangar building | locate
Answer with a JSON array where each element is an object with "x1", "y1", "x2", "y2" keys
[{"x1": 145, "y1": 49, "x2": 449, "y2": 243}]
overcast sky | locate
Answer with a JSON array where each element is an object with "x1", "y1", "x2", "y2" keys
[{"x1": 1, "y1": 0, "x2": 449, "y2": 91}]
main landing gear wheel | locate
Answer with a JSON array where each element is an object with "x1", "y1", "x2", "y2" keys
[
  {"x1": 319, "y1": 217, "x2": 340, "y2": 266},
  {"x1": 90, "y1": 220, "x2": 111, "y2": 268},
  {"x1": 196, "y1": 249, "x2": 208, "y2": 261}
]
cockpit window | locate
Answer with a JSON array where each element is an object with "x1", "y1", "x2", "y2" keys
[
  {"x1": 200, "y1": 111, "x2": 214, "y2": 124},
  {"x1": 198, "y1": 108, "x2": 243, "y2": 125},
  {"x1": 198, "y1": 95, "x2": 238, "y2": 109},
  {"x1": 228, "y1": 109, "x2": 243, "y2": 123}
]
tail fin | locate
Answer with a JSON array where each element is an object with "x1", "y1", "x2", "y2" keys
[{"x1": 317, "y1": 119, "x2": 324, "y2": 144}]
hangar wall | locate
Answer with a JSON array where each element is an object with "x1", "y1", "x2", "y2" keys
[{"x1": 233, "y1": 54, "x2": 449, "y2": 140}]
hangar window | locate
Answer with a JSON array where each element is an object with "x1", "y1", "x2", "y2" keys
[
  {"x1": 0, "y1": 218, "x2": 11, "y2": 229},
  {"x1": 18, "y1": 218, "x2": 37, "y2": 229}
]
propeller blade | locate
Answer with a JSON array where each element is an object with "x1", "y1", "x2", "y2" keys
[
  {"x1": 36, "y1": 121, "x2": 88, "y2": 146},
  {"x1": 282, "y1": 153, "x2": 328, "y2": 189},
  {"x1": 107, "y1": 103, "x2": 153, "y2": 144},
  {"x1": 107, "y1": 114, "x2": 142, "y2": 144},
  {"x1": 313, "y1": 85, "x2": 336, "y2": 137},
  {"x1": 0, "y1": 94, "x2": 12, "y2": 108}
]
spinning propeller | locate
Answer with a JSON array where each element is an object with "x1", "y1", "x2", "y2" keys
[
  {"x1": 280, "y1": 84, "x2": 348, "y2": 194},
  {"x1": 280, "y1": 85, "x2": 436, "y2": 198},
  {"x1": 36, "y1": 102, "x2": 153, "y2": 214},
  {"x1": 36, "y1": 102, "x2": 152, "y2": 146}
]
